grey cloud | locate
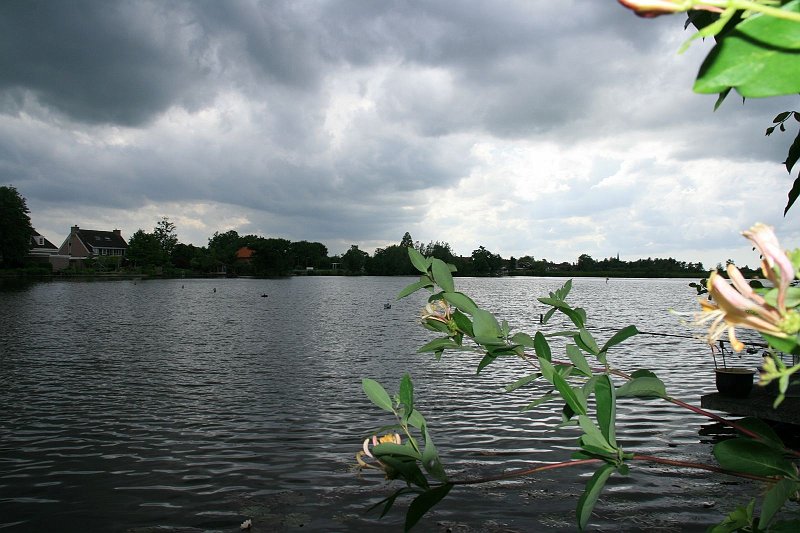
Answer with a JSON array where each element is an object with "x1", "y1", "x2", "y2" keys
[{"x1": 0, "y1": 1, "x2": 218, "y2": 126}]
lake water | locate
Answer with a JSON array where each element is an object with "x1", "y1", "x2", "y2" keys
[{"x1": 0, "y1": 276, "x2": 768, "y2": 532}]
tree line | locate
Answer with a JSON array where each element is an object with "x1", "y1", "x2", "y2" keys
[{"x1": 2, "y1": 185, "x2": 713, "y2": 277}]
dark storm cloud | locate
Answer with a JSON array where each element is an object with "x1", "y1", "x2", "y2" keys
[{"x1": 0, "y1": 1, "x2": 217, "y2": 125}]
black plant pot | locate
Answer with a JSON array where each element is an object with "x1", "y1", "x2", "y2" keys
[{"x1": 715, "y1": 368, "x2": 755, "y2": 398}]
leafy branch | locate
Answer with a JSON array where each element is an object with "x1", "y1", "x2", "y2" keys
[{"x1": 356, "y1": 249, "x2": 800, "y2": 531}]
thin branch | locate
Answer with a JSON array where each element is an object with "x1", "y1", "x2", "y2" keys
[{"x1": 450, "y1": 458, "x2": 602, "y2": 486}]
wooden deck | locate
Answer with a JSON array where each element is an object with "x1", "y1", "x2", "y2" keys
[{"x1": 701, "y1": 387, "x2": 800, "y2": 425}]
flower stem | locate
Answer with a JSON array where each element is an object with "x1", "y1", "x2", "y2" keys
[
  {"x1": 697, "y1": 0, "x2": 800, "y2": 22},
  {"x1": 450, "y1": 458, "x2": 602, "y2": 485}
]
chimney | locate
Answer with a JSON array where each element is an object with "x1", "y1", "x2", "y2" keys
[
  {"x1": 71, "y1": 225, "x2": 79, "y2": 235},
  {"x1": 113, "y1": 229, "x2": 121, "y2": 237}
]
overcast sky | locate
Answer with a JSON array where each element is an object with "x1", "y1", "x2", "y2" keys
[{"x1": 1, "y1": 0, "x2": 798, "y2": 269}]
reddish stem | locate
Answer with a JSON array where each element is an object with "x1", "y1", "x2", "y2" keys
[
  {"x1": 450, "y1": 455, "x2": 776, "y2": 486},
  {"x1": 451, "y1": 458, "x2": 601, "y2": 485}
]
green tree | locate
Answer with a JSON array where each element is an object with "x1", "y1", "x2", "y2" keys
[
  {"x1": 471, "y1": 245, "x2": 502, "y2": 275},
  {"x1": 126, "y1": 230, "x2": 163, "y2": 267},
  {"x1": 368, "y1": 245, "x2": 413, "y2": 275},
  {"x1": 577, "y1": 253, "x2": 596, "y2": 271},
  {"x1": 252, "y1": 237, "x2": 292, "y2": 274},
  {"x1": 153, "y1": 216, "x2": 178, "y2": 261},
  {"x1": 421, "y1": 240, "x2": 455, "y2": 264},
  {"x1": 0, "y1": 185, "x2": 34, "y2": 268},
  {"x1": 290, "y1": 240, "x2": 329, "y2": 269},
  {"x1": 171, "y1": 243, "x2": 207, "y2": 270},
  {"x1": 400, "y1": 231, "x2": 414, "y2": 248},
  {"x1": 207, "y1": 230, "x2": 241, "y2": 270},
  {"x1": 342, "y1": 244, "x2": 368, "y2": 273}
]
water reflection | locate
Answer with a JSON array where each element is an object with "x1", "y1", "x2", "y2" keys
[{"x1": 0, "y1": 276, "x2": 769, "y2": 531}]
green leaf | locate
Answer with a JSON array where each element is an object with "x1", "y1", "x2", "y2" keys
[
  {"x1": 405, "y1": 483, "x2": 453, "y2": 532},
  {"x1": 761, "y1": 332, "x2": 800, "y2": 354},
  {"x1": 408, "y1": 247, "x2": 429, "y2": 273},
  {"x1": 421, "y1": 426, "x2": 448, "y2": 483},
  {"x1": 576, "y1": 463, "x2": 614, "y2": 531},
  {"x1": 399, "y1": 374, "x2": 414, "y2": 414},
  {"x1": 737, "y1": 1, "x2": 800, "y2": 49},
  {"x1": 373, "y1": 442, "x2": 423, "y2": 460},
  {"x1": 578, "y1": 415, "x2": 613, "y2": 454},
  {"x1": 713, "y1": 438, "x2": 797, "y2": 477},
  {"x1": 786, "y1": 176, "x2": 800, "y2": 215},
  {"x1": 505, "y1": 373, "x2": 542, "y2": 392},
  {"x1": 451, "y1": 309, "x2": 474, "y2": 337},
  {"x1": 521, "y1": 392, "x2": 556, "y2": 411},
  {"x1": 534, "y1": 331, "x2": 552, "y2": 362},
  {"x1": 367, "y1": 487, "x2": 418, "y2": 518},
  {"x1": 397, "y1": 279, "x2": 433, "y2": 299},
  {"x1": 553, "y1": 372, "x2": 587, "y2": 416},
  {"x1": 785, "y1": 128, "x2": 800, "y2": 174},
  {"x1": 417, "y1": 337, "x2": 460, "y2": 353},
  {"x1": 442, "y1": 291, "x2": 478, "y2": 315},
  {"x1": 595, "y1": 374, "x2": 617, "y2": 448},
  {"x1": 576, "y1": 328, "x2": 600, "y2": 355},
  {"x1": 407, "y1": 409, "x2": 426, "y2": 429},
  {"x1": 472, "y1": 308, "x2": 502, "y2": 339},
  {"x1": 430, "y1": 258, "x2": 455, "y2": 293},
  {"x1": 616, "y1": 376, "x2": 667, "y2": 399},
  {"x1": 775, "y1": 111, "x2": 793, "y2": 123},
  {"x1": 759, "y1": 479, "x2": 799, "y2": 529},
  {"x1": 582, "y1": 374, "x2": 599, "y2": 398},
  {"x1": 566, "y1": 344, "x2": 593, "y2": 377},
  {"x1": 379, "y1": 455, "x2": 429, "y2": 489},
  {"x1": 735, "y1": 417, "x2": 784, "y2": 450},
  {"x1": 422, "y1": 319, "x2": 451, "y2": 334},
  {"x1": 599, "y1": 325, "x2": 639, "y2": 353},
  {"x1": 630, "y1": 369, "x2": 658, "y2": 379},
  {"x1": 538, "y1": 357, "x2": 556, "y2": 382},
  {"x1": 554, "y1": 279, "x2": 573, "y2": 300},
  {"x1": 363, "y1": 378, "x2": 395, "y2": 412},
  {"x1": 709, "y1": 500, "x2": 755, "y2": 533},
  {"x1": 511, "y1": 331, "x2": 535, "y2": 348},
  {"x1": 476, "y1": 353, "x2": 497, "y2": 374},
  {"x1": 538, "y1": 297, "x2": 585, "y2": 328},
  {"x1": 694, "y1": 2, "x2": 800, "y2": 97}
]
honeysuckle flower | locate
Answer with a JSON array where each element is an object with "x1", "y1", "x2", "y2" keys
[
  {"x1": 420, "y1": 300, "x2": 451, "y2": 324},
  {"x1": 742, "y1": 223, "x2": 796, "y2": 313},
  {"x1": 618, "y1": 0, "x2": 685, "y2": 17},
  {"x1": 356, "y1": 433, "x2": 402, "y2": 471},
  {"x1": 694, "y1": 224, "x2": 800, "y2": 352},
  {"x1": 697, "y1": 267, "x2": 787, "y2": 352}
]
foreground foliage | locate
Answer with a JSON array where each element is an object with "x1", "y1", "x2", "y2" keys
[{"x1": 358, "y1": 243, "x2": 800, "y2": 530}]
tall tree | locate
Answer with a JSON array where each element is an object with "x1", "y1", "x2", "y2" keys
[
  {"x1": 207, "y1": 230, "x2": 241, "y2": 268},
  {"x1": 0, "y1": 185, "x2": 34, "y2": 268},
  {"x1": 252, "y1": 237, "x2": 292, "y2": 274},
  {"x1": 126, "y1": 230, "x2": 163, "y2": 267},
  {"x1": 153, "y1": 216, "x2": 178, "y2": 260},
  {"x1": 342, "y1": 244, "x2": 368, "y2": 273},
  {"x1": 400, "y1": 232, "x2": 414, "y2": 248},
  {"x1": 471, "y1": 246, "x2": 502, "y2": 275},
  {"x1": 290, "y1": 240, "x2": 328, "y2": 269}
]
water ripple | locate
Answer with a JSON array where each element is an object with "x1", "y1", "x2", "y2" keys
[{"x1": 0, "y1": 277, "x2": 766, "y2": 531}]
